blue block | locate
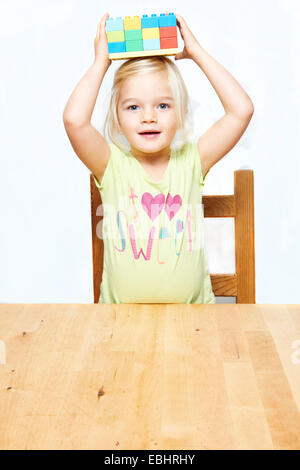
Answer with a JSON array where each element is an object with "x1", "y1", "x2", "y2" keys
[
  {"x1": 106, "y1": 17, "x2": 124, "y2": 32},
  {"x1": 158, "y1": 13, "x2": 176, "y2": 27},
  {"x1": 108, "y1": 41, "x2": 126, "y2": 53},
  {"x1": 143, "y1": 38, "x2": 160, "y2": 51},
  {"x1": 141, "y1": 14, "x2": 159, "y2": 28}
]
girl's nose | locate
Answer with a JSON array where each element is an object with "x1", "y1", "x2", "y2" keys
[{"x1": 141, "y1": 108, "x2": 157, "y2": 122}]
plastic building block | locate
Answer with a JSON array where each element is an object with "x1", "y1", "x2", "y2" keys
[
  {"x1": 143, "y1": 38, "x2": 160, "y2": 51},
  {"x1": 142, "y1": 27, "x2": 159, "y2": 40},
  {"x1": 141, "y1": 14, "x2": 159, "y2": 28},
  {"x1": 159, "y1": 26, "x2": 176, "y2": 38},
  {"x1": 106, "y1": 12, "x2": 179, "y2": 60},
  {"x1": 108, "y1": 42, "x2": 126, "y2": 53},
  {"x1": 125, "y1": 29, "x2": 142, "y2": 41},
  {"x1": 160, "y1": 36, "x2": 178, "y2": 49},
  {"x1": 126, "y1": 40, "x2": 143, "y2": 52},
  {"x1": 107, "y1": 30, "x2": 125, "y2": 42},
  {"x1": 106, "y1": 17, "x2": 124, "y2": 32},
  {"x1": 158, "y1": 13, "x2": 176, "y2": 27},
  {"x1": 124, "y1": 16, "x2": 141, "y2": 30}
]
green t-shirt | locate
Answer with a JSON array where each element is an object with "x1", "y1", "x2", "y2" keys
[{"x1": 92, "y1": 140, "x2": 216, "y2": 304}]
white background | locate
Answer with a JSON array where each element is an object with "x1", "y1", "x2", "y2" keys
[{"x1": 1, "y1": 0, "x2": 299, "y2": 303}]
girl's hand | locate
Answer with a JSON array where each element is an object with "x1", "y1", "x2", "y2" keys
[
  {"x1": 94, "y1": 13, "x2": 112, "y2": 68},
  {"x1": 173, "y1": 13, "x2": 202, "y2": 61}
]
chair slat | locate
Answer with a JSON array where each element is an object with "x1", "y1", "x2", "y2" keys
[
  {"x1": 203, "y1": 195, "x2": 235, "y2": 217},
  {"x1": 210, "y1": 274, "x2": 237, "y2": 296},
  {"x1": 90, "y1": 176, "x2": 104, "y2": 304},
  {"x1": 234, "y1": 170, "x2": 256, "y2": 303}
]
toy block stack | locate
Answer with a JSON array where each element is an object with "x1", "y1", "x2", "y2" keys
[{"x1": 106, "y1": 12, "x2": 179, "y2": 60}]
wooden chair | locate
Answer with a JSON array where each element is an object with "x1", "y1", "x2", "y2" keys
[{"x1": 90, "y1": 169, "x2": 255, "y2": 304}]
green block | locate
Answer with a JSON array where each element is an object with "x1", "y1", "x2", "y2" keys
[
  {"x1": 125, "y1": 39, "x2": 143, "y2": 52},
  {"x1": 125, "y1": 29, "x2": 142, "y2": 41},
  {"x1": 107, "y1": 30, "x2": 125, "y2": 42}
]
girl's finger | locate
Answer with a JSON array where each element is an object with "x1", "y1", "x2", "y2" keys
[
  {"x1": 96, "y1": 20, "x2": 102, "y2": 38},
  {"x1": 175, "y1": 15, "x2": 183, "y2": 30},
  {"x1": 176, "y1": 14, "x2": 186, "y2": 29},
  {"x1": 97, "y1": 13, "x2": 108, "y2": 36},
  {"x1": 98, "y1": 13, "x2": 109, "y2": 28},
  {"x1": 101, "y1": 13, "x2": 109, "y2": 34}
]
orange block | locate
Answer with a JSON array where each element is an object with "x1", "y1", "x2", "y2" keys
[
  {"x1": 160, "y1": 36, "x2": 178, "y2": 48},
  {"x1": 159, "y1": 26, "x2": 177, "y2": 38}
]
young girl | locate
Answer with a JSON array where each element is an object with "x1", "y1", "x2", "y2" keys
[{"x1": 63, "y1": 12, "x2": 254, "y2": 304}]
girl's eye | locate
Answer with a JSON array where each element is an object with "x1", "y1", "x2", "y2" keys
[{"x1": 127, "y1": 103, "x2": 169, "y2": 111}]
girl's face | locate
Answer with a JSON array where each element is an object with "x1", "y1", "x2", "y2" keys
[{"x1": 117, "y1": 71, "x2": 178, "y2": 158}]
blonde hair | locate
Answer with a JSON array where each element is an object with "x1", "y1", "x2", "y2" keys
[{"x1": 103, "y1": 56, "x2": 191, "y2": 152}]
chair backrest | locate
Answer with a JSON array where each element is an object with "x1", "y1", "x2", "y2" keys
[{"x1": 90, "y1": 169, "x2": 255, "y2": 304}]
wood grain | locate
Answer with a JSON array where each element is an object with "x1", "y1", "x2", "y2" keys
[{"x1": 0, "y1": 304, "x2": 299, "y2": 450}]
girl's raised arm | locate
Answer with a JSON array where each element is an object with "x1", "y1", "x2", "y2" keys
[
  {"x1": 63, "y1": 13, "x2": 112, "y2": 182},
  {"x1": 175, "y1": 14, "x2": 254, "y2": 178}
]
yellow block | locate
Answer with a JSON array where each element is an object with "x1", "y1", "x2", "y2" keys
[
  {"x1": 142, "y1": 27, "x2": 160, "y2": 40},
  {"x1": 107, "y1": 30, "x2": 125, "y2": 42},
  {"x1": 124, "y1": 16, "x2": 141, "y2": 30}
]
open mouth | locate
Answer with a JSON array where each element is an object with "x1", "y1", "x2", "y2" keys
[{"x1": 138, "y1": 131, "x2": 161, "y2": 138}]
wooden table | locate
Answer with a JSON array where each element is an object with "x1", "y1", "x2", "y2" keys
[{"x1": 0, "y1": 304, "x2": 300, "y2": 450}]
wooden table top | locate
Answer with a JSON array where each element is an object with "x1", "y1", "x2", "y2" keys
[{"x1": 0, "y1": 304, "x2": 300, "y2": 450}]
